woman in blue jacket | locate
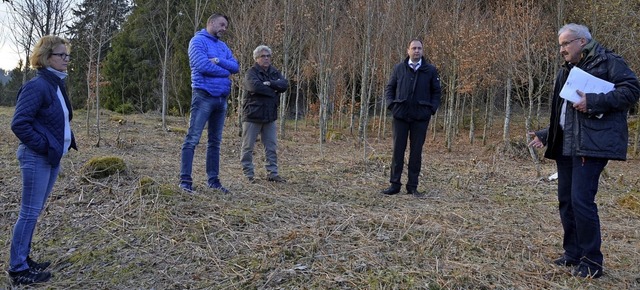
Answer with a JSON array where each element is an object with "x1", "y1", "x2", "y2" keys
[{"x1": 8, "y1": 35, "x2": 76, "y2": 285}]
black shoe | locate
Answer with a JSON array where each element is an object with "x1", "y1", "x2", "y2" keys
[
  {"x1": 27, "y1": 257, "x2": 51, "y2": 272},
  {"x1": 267, "y1": 175, "x2": 286, "y2": 183},
  {"x1": 572, "y1": 263, "x2": 603, "y2": 278},
  {"x1": 407, "y1": 188, "x2": 425, "y2": 198},
  {"x1": 381, "y1": 185, "x2": 401, "y2": 195},
  {"x1": 208, "y1": 182, "x2": 230, "y2": 194},
  {"x1": 8, "y1": 268, "x2": 51, "y2": 285},
  {"x1": 553, "y1": 256, "x2": 580, "y2": 267},
  {"x1": 247, "y1": 176, "x2": 256, "y2": 183},
  {"x1": 179, "y1": 183, "x2": 195, "y2": 194}
]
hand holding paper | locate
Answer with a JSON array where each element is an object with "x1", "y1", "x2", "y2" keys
[
  {"x1": 573, "y1": 90, "x2": 587, "y2": 113},
  {"x1": 559, "y1": 67, "x2": 614, "y2": 103}
]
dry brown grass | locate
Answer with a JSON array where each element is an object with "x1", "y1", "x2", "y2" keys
[{"x1": 1, "y1": 106, "x2": 639, "y2": 289}]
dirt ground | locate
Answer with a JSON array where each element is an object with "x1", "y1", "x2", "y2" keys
[{"x1": 1, "y1": 107, "x2": 639, "y2": 289}]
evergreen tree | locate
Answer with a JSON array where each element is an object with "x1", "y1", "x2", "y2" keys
[
  {"x1": 102, "y1": 0, "x2": 208, "y2": 114},
  {"x1": 67, "y1": 0, "x2": 131, "y2": 109},
  {"x1": 102, "y1": 13, "x2": 158, "y2": 113},
  {"x1": 2, "y1": 62, "x2": 28, "y2": 106}
]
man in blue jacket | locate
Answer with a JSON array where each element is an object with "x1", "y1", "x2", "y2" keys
[
  {"x1": 382, "y1": 39, "x2": 442, "y2": 198},
  {"x1": 179, "y1": 13, "x2": 239, "y2": 193},
  {"x1": 530, "y1": 23, "x2": 639, "y2": 278}
]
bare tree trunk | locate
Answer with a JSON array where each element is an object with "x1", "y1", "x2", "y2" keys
[
  {"x1": 482, "y1": 88, "x2": 495, "y2": 146},
  {"x1": 469, "y1": 93, "x2": 475, "y2": 144},
  {"x1": 381, "y1": 60, "x2": 390, "y2": 139},
  {"x1": 279, "y1": 0, "x2": 293, "y2": 138},
  {"x1": 445, "y1": 60, "x2": 457, "y2": 152},
  {"x1": 457, "y1": 93, "x2": 464, "y2": 137},
  {"x1": 431, "y1": 110, "x2": 438, "y2": 141},
  {"x1": 377, "y1": 85, "x2": 384, "y2": 139},
  {"x1": 85, "y1": 41, "x2": 94, "y2": 137},
  {"x1": 315, "y1": 1, "x2": 338, "y2": 153},
  {"x1": 503, "y1": 74, "x2": 512, "y2": 146},
  {"x1": 349, "y1": 68, "x2": 356, "y2": 135},
  {"x1": 294, "y1": 50, "x2": 302, "y2": 131},
  {"x1": 634, "y1": 103, "x2": 640, "y2": 156},
  {"x1": 160, "y1": 0, "x2": 171, "y2": 131},
  {"x1": 357, "y1": 0, "x2": 374, "y2": 142},
  {"x1": 94, "y1": 44, "x2": 102, "y2": 147},
  {"x1": 370, "y1": 60, "x2": 378, "y2": 135},
  {"x1": 526, "y1": 72, "x2": 541, "y2": 177}
]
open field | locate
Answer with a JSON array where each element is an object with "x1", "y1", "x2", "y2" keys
[{"x1": 1, "y1": 106, "x2": 639, "y2": 289}]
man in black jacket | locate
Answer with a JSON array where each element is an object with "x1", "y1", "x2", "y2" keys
[
  {"x1": 530, "y1": 23, "x2": 639, "y2": 278},
  {"x1": 382, "y1": 39, "x2": 442, "y2": 198},
  {"x1": 241, "y1": 45, "x2": 288, "y2": 183}
]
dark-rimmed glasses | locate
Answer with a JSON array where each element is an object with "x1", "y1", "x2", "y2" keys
[
  {"x1": 559, "y1": 38, "x2": 581, "y2": 49},
  {"x1": 51, "y1": 53, "x2": 71, "y2": 60}
]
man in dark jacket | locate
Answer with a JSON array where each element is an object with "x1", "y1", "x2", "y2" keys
[
  {"x1": 241, "y1": 45, "x2": 288, "y2": 183},
  {"x1": 382, "y1": 39, "x2": 442, "y2": 198},
  {"x1": 530, "y1": 23, "x2": 640, "y2": 278}
]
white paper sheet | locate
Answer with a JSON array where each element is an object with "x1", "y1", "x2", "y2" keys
[{"x1": 559, "y1": 67, "x2": 614, "y2": 103}]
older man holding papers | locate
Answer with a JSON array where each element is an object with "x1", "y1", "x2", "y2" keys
[{"x1": 529, "y1": 23, "x2": 639, "y2": 279}]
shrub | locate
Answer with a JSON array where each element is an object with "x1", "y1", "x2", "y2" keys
[{"x1": 115, "y1": 103, "x2": 135, "y2": 115}]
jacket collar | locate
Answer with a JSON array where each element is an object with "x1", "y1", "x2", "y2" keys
[
  {"x1": 562, "y1": 40, "x2": 602, "y2": 71},
  {"x1": 404, "y1": 56, "x2": 427, "y2": 70},
  {"x1": 198, "y1": 28, "x2": 219, "y2": 42},
  {"x1": 254, "y1": 63, "x2": 273, "y2": 73}
]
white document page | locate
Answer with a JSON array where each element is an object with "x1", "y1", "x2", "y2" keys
[{"x1": 559, "y1": 67, "x2": 614, "y2": 103}]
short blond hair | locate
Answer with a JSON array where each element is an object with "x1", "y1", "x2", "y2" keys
[{"x1": 30, "y1": 35, "x2": 71, "y2": 69}]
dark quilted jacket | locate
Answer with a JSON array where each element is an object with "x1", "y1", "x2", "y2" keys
[
  {"x1": 11, "y1": 69, "x2": 77, "y2": 166},
  {"x1": 242, "y1": 64, "x2": 288, "y2": 123}
]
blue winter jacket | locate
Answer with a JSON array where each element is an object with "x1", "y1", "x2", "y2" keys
[
  {"x1": 188, "y1": 29, "x2": 239, "y2": 97},
  {"x1": 11, "y1": 68, "x2": 77, "y2": 166}
]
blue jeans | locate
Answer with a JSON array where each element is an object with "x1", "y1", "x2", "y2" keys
[
  {"x1": 180, "y1": 89, "x2": 228, "y2": 186},
  {"x1": 10, "y1": 144, "x2": 60, "y2": 272},
  {"x1": 241, "y1": 121, "x2": 278, "y2": 178},
  {"x1": 556, "y1": 155, "x2": 608, "y2": 269}
]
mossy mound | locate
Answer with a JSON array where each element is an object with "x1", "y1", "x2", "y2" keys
[{"x1": 83, "y1": 156, "x2": 127, "y2": 179}]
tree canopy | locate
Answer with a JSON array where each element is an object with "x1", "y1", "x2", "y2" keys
[{"x1": 1, "y1": 0, "x2": 639, "y2": 148}]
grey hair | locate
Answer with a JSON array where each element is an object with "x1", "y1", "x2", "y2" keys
[
  {"x1": 253, "y1": 45, "x2": 272, "y2": 60},
  {"x1": 558, "y1": 23, "x2": 592, "y2": 41}
]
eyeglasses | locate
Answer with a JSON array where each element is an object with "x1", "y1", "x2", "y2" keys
[
  {"x1": 558, "y1": 38, "x2": 581, "y2": 48},
  {"x1": 51, "y1": 53, "x2": 71, "y2": 60},
  {"x1": 259, "y1": 54, "x2": 271, "y2": 58}
]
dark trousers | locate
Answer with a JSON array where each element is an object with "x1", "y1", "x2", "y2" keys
[
  {"x1": 389, "y1": 117, "x2": 430, "y2": 190},
  {"x1": 556, "y1": 155, "x2": 608, "y2": 269}
]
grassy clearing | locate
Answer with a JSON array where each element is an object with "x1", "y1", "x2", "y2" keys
[{"x1": 1, "y1": 106, "x2": 639, "y2": 289}]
